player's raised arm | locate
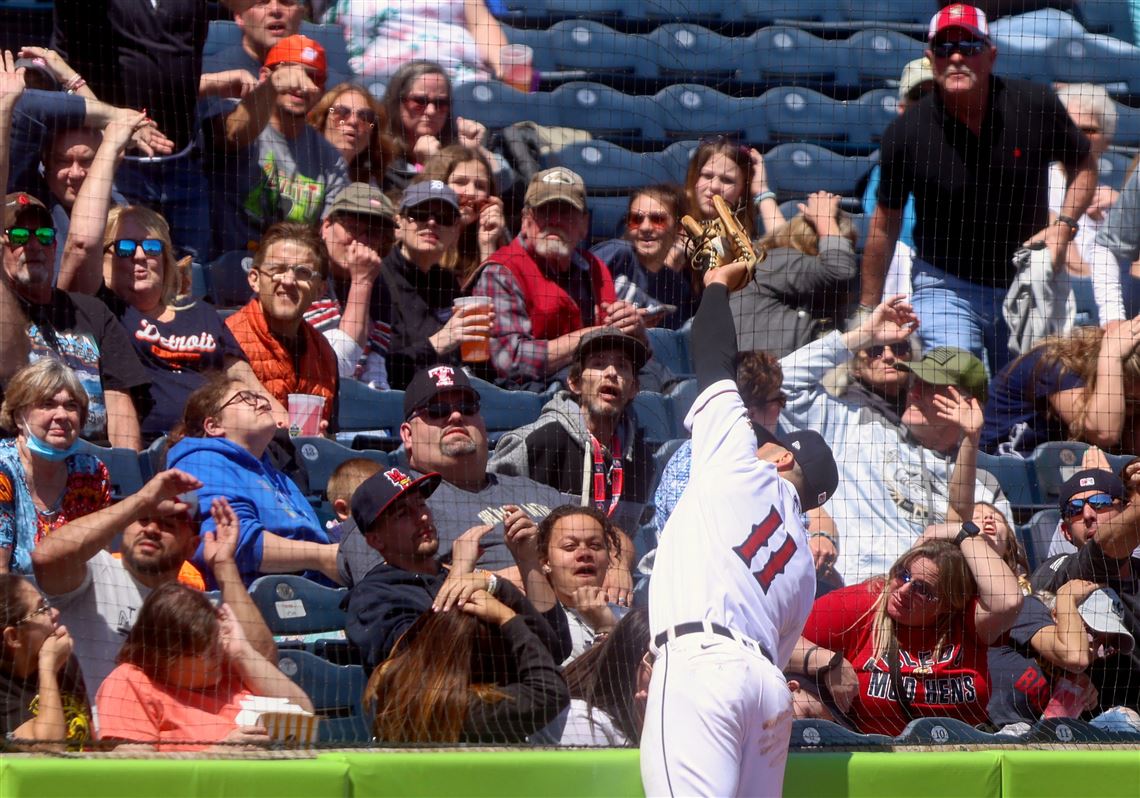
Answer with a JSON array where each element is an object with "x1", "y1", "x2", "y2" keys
[{"x1": 693, "y1": 259, "x2": 754, "y2": 392}]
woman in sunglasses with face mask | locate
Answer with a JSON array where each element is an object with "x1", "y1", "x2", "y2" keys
[
  {"x1": 0, "y1": 360, "x2": 111, "y2": 575},
  {"x1": 590, "y1": 184, "x2": 697, "y2": 331},
  {"x1": 57, "y1": 113, "x2": 281, "y2": 442}
]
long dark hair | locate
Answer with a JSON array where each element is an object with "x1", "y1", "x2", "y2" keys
[
  {"x1": 683, "y1": 138, "x2": 757, "y2": 239},
  {"x1": 382, "y1": 60, "x2": 456, "y2": 161},
  {"x1": 116, "y1": 583, "x2": 220, "y2": 683},
  {"x1": 562, "y1": 606, "x2": 650, "y2": 744}
]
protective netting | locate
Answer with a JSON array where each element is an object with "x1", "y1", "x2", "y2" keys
[{"x1": 0, "y1": 0, "x2": 1137, "y2": 762}]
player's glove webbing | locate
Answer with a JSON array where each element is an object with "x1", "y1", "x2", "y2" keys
[{"x1": 680, "y1": 194, "x2": 764, "y2": 283}]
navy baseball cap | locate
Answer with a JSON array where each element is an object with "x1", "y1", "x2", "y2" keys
[
  {"x1": 403, "y1": 365, "x2": 481, "y2": 421},
  {"x1": 351, "y1": 465, "x2": 442, "y2": 533},
  {"x1": 1058, "y1": 468, "x2": 1124, "y2": 514},
  {"x1": 754, "y1": 425, "x2": 839, "y2": 511},
  {"x1": 399, "y1": 180, "x2": 460, "y2": 212}
]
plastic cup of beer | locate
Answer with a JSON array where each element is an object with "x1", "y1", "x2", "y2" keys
[
  {"x1": 499, "y1": 44, "x2": 535, "y2": 93},
  {"x1": 453, "y1": 296, "x2": 493, "y2": 363},
  {"x1": 287, "y1": 393, "x2": 325, "y2": 437}
]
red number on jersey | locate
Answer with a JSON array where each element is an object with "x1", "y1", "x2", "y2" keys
[{"x1": 732, "y1": 505, "x2": 799, "y2": 593}]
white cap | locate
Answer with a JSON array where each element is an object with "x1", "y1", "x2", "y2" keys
[{"x1": 1078, "y1": 588, "x2": 1135, "y2": 655}]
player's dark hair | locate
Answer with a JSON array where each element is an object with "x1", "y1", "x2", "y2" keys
[
  {"x1": 536, "y1": 505, "x2": 622, "y2": 562},
  {"x1": 562, "y1": 606, "x2": 650, "y2": 744},
  {"x1": 734, "y1": 350, "x2": 783, "y2": 409},
  {"x1": 117, "y1": 583, "x2": 220, "y2": 684}
]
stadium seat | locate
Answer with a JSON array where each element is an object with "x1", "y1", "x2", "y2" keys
[
  {"x1": 1022, "y1": 509, "x2": 1061, "y2": 571},
  {"x1": 975, "y1": 451, "x2": 1040, "y2": 510},
  {"x1": 540, "y1": 19, "x2": 659, "y2": 81},
  {"x1": 894, "y1": 717, "x2": 998, "y2": 746},
  {"x1": 276, "y1": 649, "x2": 371, "y2": 744},
  {"x1": 1032, "y1": 441, "x2": 1092, "y2": 507},
  {"x1": 293, "y1": 436, "x2": 394, "y2": 499},
  {"x1": 642, "y1": 0, "x2": 729, "y2": 27},
  {"x1": 748, "y1": 27, "x2": 842, "y2": 89},
  {"x1": 1047, "y1": 35, "x2": 1140, "y2": 93},
  {"x1": 649, "y1": 24, "x2": 749, "y2": 82},
  {"x1": 586, "y1": 194, "x2": 630, "y2": 242},
  {"x1": 738, "y1": 0, "x2": 842, "y2": 26},
  {"x1": 848, "y1": 89, "x2": 898, "y2": 150},
  {"x1": 652, "y1": 83, "x2": 746, "y2": 142},
  {"x1": 658, "y1": 139, "x2": 700, "y2": 182},
  {"x1": 205, "y1": 250, "x2": 254, "y2": 308},
  {"x1": 632, "y1": 391, "x2": 677, "y2": 444},
  {"x1": 1098, "y1": 150, "x2": 1134, "y2": 192},
  {"x1": 789, "y1": 718, "x2": 892, "y2": 748},
  {"x1": 452, "y1": 79, "x2": 560, "y2": 132},
  {"x1": 469, "y1": 377, "x2": 545, "y2": 436},
  {"x1": 763, "y1": 143, "x2": 876, "y2": 199},
  {"x1": 666, "y1": 378, "x2": 698, "y2": 432},
  {"x1": 841, "y1": 29, "x2": 926, "y2": 91},
  {"x1": 187, "y1": 261, "x2": 207, "y2": 301},
  {"x1": 838, "y1": 0, "x2": 937, "y2": 27},
  {"x1": 139, "y1": 435, "x2": 168, "y2": 480},
  {"x1": 757, "y1": 87, "x2": 852, "y2": 147},
  {"x1": 645, "y1": 326, "x2": 692, "y2": 376},
  {"x1": 549, "y1": 82, "x2": 662, "y2": 144},
  {"x1": 203, "y1": 19, "x2": 241, "y2": 58},
  {"x1": 249, "y1": 574, "x2": 349, "y2": 637},
  {"x1": 75, "y1": 440, "x2": 144, "y2": 500},
  {"x1": 1113, "y1": 102, "x2": 1140, "y2": 148},
  {"x1": 993, "y1": 35, "x2": 1058, "y2": 86},
  {"x1": 302, "y1": 23, "x2": 355, "y2": 89},
  {"x1": 336, "y1": 379, "x2": 405, "y2": 437},
  {"x1": 1024, "y1": 716, "x2": 1133, "y2": 744},
  {"x1": 545, "y1": 140, "x2": 672, "y2": 193},
  {"x1": 1074, "y1": 0, "x2": 1137, "y2": 43}
]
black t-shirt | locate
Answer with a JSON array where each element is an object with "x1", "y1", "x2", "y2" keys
[
  {"x1": 591, "y1": 238, "x2": 698, "y2": 331},
  {"x1": 877, "y1": 76, "x2": 1089, "y2": 286},
  {"x1": 97, "y1": 286, "x2": 246, "y2": 439},
  {"x1": 52, "y1": 0, "x2": 209, "y2": 151},
  {"x1": 16, "y1": 290, "x2": 151, "y2": 443},
  {"x1": 986, "y1": 595, "x2": 1055, "y2": 728},
  {"x1": 0, "y1": 657, "x2": 90, "y2": 747},
  {"x1": 1031, "y1": 544, "x2": 1140, "y2": 712}
]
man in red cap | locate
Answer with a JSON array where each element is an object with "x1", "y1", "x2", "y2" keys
[
  {"x1": 203, "y1": 34, "x2": 348, "y2": 256},
  {"x1": 858, "y1": 3, "x2": 1096, "y2": 377}
]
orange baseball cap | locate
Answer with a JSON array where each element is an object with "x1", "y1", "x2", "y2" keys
[{"x1": 264, "y1": 35, "x2": 327, "y2": 86}]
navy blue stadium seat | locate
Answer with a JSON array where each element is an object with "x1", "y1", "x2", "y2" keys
[
  {"x1": 994, "y1": 35, "x2": 1058, "y2": 86},
  {"x1": 763, "y1": 143, "x2": 877, "y2": 199},
  {"x1": 757, "y1": 87, "x2": 852, "y2": 147},
  {"x1": 1022, "y1": 508, "x2": 1061, "y2": 571},
  {"x1": 849, "y1": 89, "x2": 898, "y2": 150},
  {"x1": 586, "y1": 194, "x2": 630, "y2": 242},
  {"x1": 1047, "y1": 36, "x2": 1140, "y2": 94},
  {"x1": 187, "y1": 261, "x2": 207, "y2": 301},
  {"x1": 139, "y1": 435, "x2": 168, "y2": 481},
  {"x1": 205, "y1": 250, "x2": 254, "y2": 308},
  {"x1": 336, "y1": 379, "x2": 405, "y2": 437},
  {"x1": 841, "y1": 29, "x2": 926, "y2": 91},
  {"x1": 75, "y1": 440, "x2": 144, "y2": 500},
  {"x1": 895, "y1": 717, "x2": 999, "y2": 746},
  {"x1": 652, "y1": 83, "x2": 747, "y2": 142},
  {"x1": 1032, "y1": 441, "x2": 1092, "y2": 507},
  {"x1": 666, "y1": 378, "x2": 698, "y2": 433},
  {"x1": 538, "y1": 19, "x2": 658, "y2": 81},
  {"x1": 546, "y1": 140, "x2": 672, "y2": 193},
  {"x1": 1098, "y1": 150, "x2": 1135, "y2": 192},
  {"x1": 748, "y1": 27, "x2": 842, "y2": 89},
  {"x1": 293, "y1": 436, "x2": 394, "y2": 499},
  {"x1": 249, "y1": 574, "x2": 349, "y2": 637},
  {"x1": 632, "y1": 391, "x2": 677, "y2": 444},
  {"x1": 649, "y1": 24, "x2": 750, "y2": 82},
  {"x1": 452, "y1": 79, "x2": 560, "y2": 132},
  {"x1": 738, "y1": 0, "x2": 842, "y2": 26},
  {"x1": 276, "y1": 649, "x2": 371, "y2": 744},
  {"x1": 789, "y1": 718, "x2": 892, "y2": 748},
  {"x1": 642, "y1": 0, "x2": 729, "y2": 27},
  {"x1": 1024, "y1": 716, "x2": 1134, "y2": 744},
  {"x1": 469, "y1": 377, "x2": 545, "y2": 436},
  {"x1": 976, "y1": 451, "x2": 1040, "y2": 510},
  {"x1": 839, "y1": 0, "x2": 937, "y2": 27},
  {"x1": 1075, "y1": 0, "x2": 1137, "y2": 44},
  {"x1": 203, "y1": 19, "x2": 242, "y2": 58},
  {"x1": 1113, "y1": 102, "x2": 1140, "y2": 148},
  {"x1": 549, "y1": 82, "x2": 662, "y2": 143},
  {"x1": 645, "y1": 326, "x2": 692, "y2": 376},
  {"x1": 658, "y1": 139, "x2": 700, "y2": 182}
]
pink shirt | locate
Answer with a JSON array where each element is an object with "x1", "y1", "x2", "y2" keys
[{"x1": 95, "y1": 663, "x2": 254, "y2": 751}]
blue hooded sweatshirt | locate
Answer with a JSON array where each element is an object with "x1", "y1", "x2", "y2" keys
[{"x1": 166, "y1": 436, "x2": 329, "y2": 587}]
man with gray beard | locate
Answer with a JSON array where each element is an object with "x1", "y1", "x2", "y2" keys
[
  {"x1": 472, "y1": 167, "x2": 647, "y2": 389},
  {"x1": 31, "y1": 469, "x2": 275, "y2": 709},
  {"x1": 489, "y1": 329, "x2": 656, "y2": 542}
]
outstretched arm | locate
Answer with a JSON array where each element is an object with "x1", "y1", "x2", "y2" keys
[
  {"x1": 935, "y1": 386, "x2": 985, "y2": 524},
  {"x1": 693, "y1": 260, "x2": 751, "y2": 391}
]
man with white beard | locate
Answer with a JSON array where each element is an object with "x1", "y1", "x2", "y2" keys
[{"x1": 473, "y1": 167, "x2": 646, "y2": 389}]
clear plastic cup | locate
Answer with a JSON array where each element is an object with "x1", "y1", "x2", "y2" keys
[
  {"x1": 287, "y1": 393, "x2": 325, "y2": 437},
  {"x1": 499, "y1": 44, "x2": 535, "y2": 93},
  {"x1": 453, "y1": 296, "x2": 493, "y2": 362}
]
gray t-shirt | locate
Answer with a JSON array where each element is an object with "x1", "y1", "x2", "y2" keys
[
  {"x1": 44, "y1": 550, "x2": 151, "y2": 711},
  {"x1": 206, "y1": 108, "x2": 349, "y2": 255},
  {"x1": 337, "y1": 471, "x2": 573, "y2": 586}
]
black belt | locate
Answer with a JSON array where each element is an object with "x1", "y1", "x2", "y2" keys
[{"x1": 653, "y1": 621, "x2": 773, "y2": 662}]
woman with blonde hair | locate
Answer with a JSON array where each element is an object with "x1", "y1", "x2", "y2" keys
[
  {"x1": 308, "y1": 82, "x2": 397, "y2": 188},
  {"x1": 0, "y1": 359, "x2": 110, "y2": 575},
  {"x1": 981, "y1": 317, "x2": 1140, "y2": 456}
]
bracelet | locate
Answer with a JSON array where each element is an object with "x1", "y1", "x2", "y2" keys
[
  {"x1": 64, "y1": 74, "x2": 86, "y2": 94},
  {"x1": 810, "y1": 531, "x2": 839, "y2": 550},
  {"x1": 801, "y1": 645, "x2": 822, "y2": 676},
  {"x1": 486, "y1": 572, "x2": 500, "y2": 597},
  {"x1": 814, "y1": 649, "x2": 845, "y2": 682},
  {"x1": 752, "y1": 190, "x2": 776, "y2": 206}
]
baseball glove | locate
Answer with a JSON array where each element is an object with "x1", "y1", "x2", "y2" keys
[{"x1": 680, "y1": 194, "x2": 764, "y2": 285}]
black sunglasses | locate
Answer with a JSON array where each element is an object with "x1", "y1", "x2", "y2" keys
[
  {"x1": 867, "y1": 341, "x2": 912, "y2": 360},
  {"x1": 108, "y1": 238, "x2": 165, "y2": 258},
  {"x1": 417, "y1": 399, "x2": 480, "y2": 420},
  {"x1": 6, "y1": 226, "x2": 56, "y2": 246},
  {"x1": 402, "y1": 93, "x2": 451, "y2": 112},
  {"x1": 930, "y1": 39, "x2": 987, "y2": 58},
  {"x1": 1062, "y1": 492, "x2": 1117, "y2": 520},
  {"x1": 403, "y1": 205, "x2": 459, "y2": 226}
]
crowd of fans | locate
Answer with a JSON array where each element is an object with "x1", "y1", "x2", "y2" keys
[{"x1": 0, "y1": 0, "x2": 1138, "y2": 754}]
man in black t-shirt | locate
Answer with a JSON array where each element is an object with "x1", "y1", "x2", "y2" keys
[
  {"x1": 858, "y1": 4, "x2": 1095, "y2": 375},
  {"x1": 1031, "y1": 468, "x2": 1140, "y2": 713}
]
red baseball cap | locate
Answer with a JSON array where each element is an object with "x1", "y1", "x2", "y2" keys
[
  {"x1": 928, "y1": 4, "x2": 990, "y2": 42},
  {"x1": 264, "y1": 35, "x2": 327, "y2": 86}
]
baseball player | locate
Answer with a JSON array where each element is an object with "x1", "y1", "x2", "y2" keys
[{"x1": 641, "y1": 259, "x2": 840, "y2": 797}]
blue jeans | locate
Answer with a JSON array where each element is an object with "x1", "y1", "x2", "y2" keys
[
  {"x1": 114, "y1": 150, "x2": 210, "y2": 262},
  {"x1": 911, "y1": 259, "x2": 1011, "y2": 376}
]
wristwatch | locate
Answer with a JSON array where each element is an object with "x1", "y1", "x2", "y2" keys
[
  {"x1": 953, "y1": 521, "x2": 981, "y2": 547},
  {"x1": 814, "y1": 648, "x2": 845, "y2": 683},
  {"x1": 1055, "y1": 214, "x2": 1080, "y2": 238}
]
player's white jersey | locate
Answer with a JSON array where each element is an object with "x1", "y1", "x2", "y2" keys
[{"x1": 648, "y1": 380, "x2": 816, "y2": 669}]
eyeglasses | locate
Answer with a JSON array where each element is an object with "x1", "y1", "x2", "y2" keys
[
  {"x1": 930, "y1": 38, "x2": 987, "y2": 58},
  {"x1": 416, "y1": 399, "x2": 481, "y2": 421},
  {"x1": 751, "y1": 393, "x2": 787, "y2": 410},
  {"x1": 402, "y1": 94, "x2": 450, "y2": 113},
  {"x1": 218, "y1": 390, "x2": 273, "y2": 413},
  {"x1": 6, "y1": 226, "x2": 56, "y2": 247},
  {"x1": 13, "y1": 598, "x2": 52, "y2": 626},
  {"x1": 1062, "y1": 492, "x2": 1118, "y2": 520},
  {"x1": 895, "y1": 567, "x2": 939, "y2": 602},
  {"x1": 627, "y1": 211, "x2": 672, "y2": 231},
  {"x1": 329, "y1": 104, "x2": 377, "y2": 128},
  {"x1": 402, "y1": 205, "x2": 460, "y2": 227},
  {"x1": 256, "y1": 262, "x2": 318, "y2": 283},
  {"x1": 866, "y1": 341, "x2": 912, "y2": 360},
  {"x1": 108, "y1": 238, "x2": 165, "y2": 258}
]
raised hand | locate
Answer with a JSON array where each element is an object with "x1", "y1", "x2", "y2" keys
[
  {"x1": 748, "y1": 147, "x2": 769, "y2": 198},
  {"x1": 571, "y1": 584, "x2": 619, "y2": 632},
  {"x1": 38, "y1": 625, "x2": 74, "y2": 673},
  {"x1": 860, "y1": 294, "x2": 919, "y2": 347},
  {"x1": 0, "y1": 50, "x2": 26, "y2": 102},
  {"x1": 202, "y1": 498, "x2": 239, "y2": 572},
  {"x1": 455, "y1": 117, "x2": 488, "y2": 149},
  {"x1": 477, "y1": 198, "x2": 506, "y2": 258},
  {"x1": 217, "y1": 603, "x2": 250, "y2": 661},
  {"x1": 137, "y1": 469, "x2": 203, "y2": 517},
  {"x1": 602, "y1": 299, "x2": 647, "y2": 340},
  {"x1": 459, "y1": 588, "x2": 516, "y2": 625},
  {"x1": 799, "y1": 191, "x2": 842, "y2": 238},
  {"x1": 932, "y1": 385, "x2": 984, "y2": 441}
]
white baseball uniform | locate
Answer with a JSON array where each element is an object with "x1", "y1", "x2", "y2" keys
[{"x1": 642, "y1": 379, "x2": 817, "y2": 798}]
